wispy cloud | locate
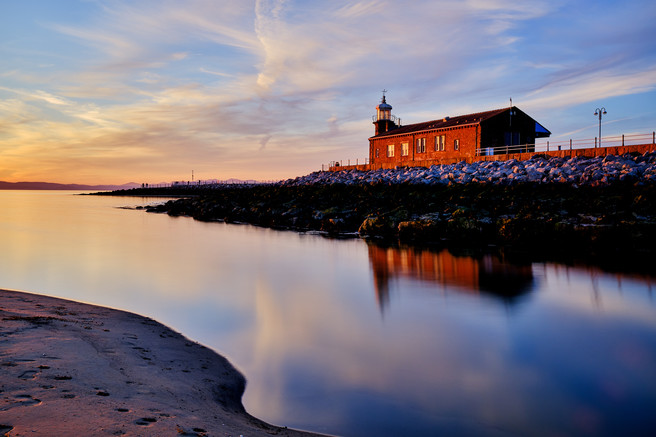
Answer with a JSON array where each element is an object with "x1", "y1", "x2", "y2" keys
[
  {"x1": 524, "y1": 69, "x2": 656, "y2": 109},
  {"x1": 0, "y1": 86, "x2": 74, "y2": 106},
  {"x1": 0, "y1": 0, "x2": 654, "y2": 183}
]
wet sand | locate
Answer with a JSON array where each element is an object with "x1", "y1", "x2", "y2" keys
[{"x1": 0, "y1": 289, "x2": 324, "y2": 436}]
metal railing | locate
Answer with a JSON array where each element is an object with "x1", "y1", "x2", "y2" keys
[
  {"x1": 475, "y1": 132, "x2": 655, "y2": 156},
  {"x1": 140, "y1": 179, "x2": 276, "y2": 189},
  {"x1": 324, "y1": 132, "x2": 655, "y2": 170},
  {"x1": 372, "y1": 114, "x2": 400, "y2": 124},
  {"x1": 322, "y1": 158, "x2": 369, "y2": 171}
]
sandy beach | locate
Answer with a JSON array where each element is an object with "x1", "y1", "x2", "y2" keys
[{"x1": 0, "y1": 289, "x2": 323, "y2": 437}]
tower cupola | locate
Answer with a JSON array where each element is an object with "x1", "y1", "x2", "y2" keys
[
  {"x1": 376, "y1": 95, "x2": 392, "y2": 121},
  {"x1": 372, "y1": 90, "x2": 399, "y2": 135}
]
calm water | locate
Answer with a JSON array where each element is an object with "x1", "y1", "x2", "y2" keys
[{"x1": 1, "y1": 190, "x2": 655, "y2": 436}]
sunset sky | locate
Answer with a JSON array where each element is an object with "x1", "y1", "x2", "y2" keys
[{"x1": 1, "y1": 0, "x2": 655, "y2": 184}]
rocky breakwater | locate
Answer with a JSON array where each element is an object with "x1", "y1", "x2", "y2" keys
[
  {"x1": 287, "y1": 152, "x2": 656, "y2": 186},
  {"x1": 146, "y1": 152, "x2": 656, "y2": 264}
]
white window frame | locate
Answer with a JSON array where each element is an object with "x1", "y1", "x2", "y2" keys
[
  {"x1": 387, "y1": 144, "x2": 395, "y2": 157},
  {"x1": 416, "y1": 137, "x2": 426, "y2": 154},
  {"x1": 401, "y1": 142, "x2": 409, "y2": 156},
  {"x1": 434, "y1": 135, "x2": 445, "y2": 151},
  {"x1": 454, "y1": 139, "x2": 460, "y2": 151}
]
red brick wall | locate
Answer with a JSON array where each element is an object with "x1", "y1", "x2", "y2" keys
[
  {"x1": 369, "y1": 125, "x2": 480, "y2": 166},
  {"x1": 333, "y1": 143, "x2": 656, "y2": 172}
]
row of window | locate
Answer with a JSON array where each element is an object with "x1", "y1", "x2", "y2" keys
[{"x1": 379, "y1": 136, "x2": 460, "y2": 158}]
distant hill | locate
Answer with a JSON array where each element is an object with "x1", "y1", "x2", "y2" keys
[
  {"x1": 223, "y1": 178, "x2": 260, "y2": 185},
  {"x1": 0, "y1": 181, "x2": 142, "y2": 191}
]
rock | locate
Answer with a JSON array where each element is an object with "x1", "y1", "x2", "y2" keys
[
  {"x1": 358, "y1": 217, "x2": 384, "y2": 236},
  {"x1": 130, "y1": 154, "x2": 656, "y2": 259},
  {"x1": 321, "y1": 218, "x2": 346, "y2": 234},
  {"x1": 397, "y1": 219, "x2": 442, "y2": 240}
]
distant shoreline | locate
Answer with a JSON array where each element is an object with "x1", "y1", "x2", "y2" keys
[{"x1": 0, "y1": 181, "x2": 140, "y2": 191}]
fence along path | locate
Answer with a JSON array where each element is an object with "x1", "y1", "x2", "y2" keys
[{"x1": 327, "y1": 132, "x2": 656, "y2": 172}]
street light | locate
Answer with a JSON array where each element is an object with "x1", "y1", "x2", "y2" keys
[{"x1": 594, "y1": 107, "x2": 607, "y2": 147}]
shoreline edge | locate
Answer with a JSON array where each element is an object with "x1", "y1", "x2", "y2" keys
[{"x1": 0, "y1": 288, "x2": 326, "y2": 437}]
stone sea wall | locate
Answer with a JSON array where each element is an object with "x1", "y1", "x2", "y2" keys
[
  {"x1": 288, "y1": 152, "x2": 656, "y2": 186},
  {"x1": 143, "y1": 152, "x2": 656, "y2": 266}
]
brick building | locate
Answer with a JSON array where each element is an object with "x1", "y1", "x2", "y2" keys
[{"x1": 369, "y1": 93, "x2": 551, "y2": 165}]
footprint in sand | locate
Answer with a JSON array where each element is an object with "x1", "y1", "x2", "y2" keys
[
  {"x1": 175, "y1": 426, "x2": 208, "y2": 436},
  {"x1": 18, "y1": 370, "x2": 38, "y2": 380},
  {"x1": 53, "y1": 375, "x2": 72, "y2": 381},
  {"x1": 0, "y1": 424, "x2": 14, "y2": 436},
  {"x1": 0, "y1": 394, "x2": 42, "y2": 411},
  {"x1": 135, "y1": 417, "x2": 157, "y2": 426}
]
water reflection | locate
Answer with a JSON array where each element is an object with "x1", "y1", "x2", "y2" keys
[
  {"x1": 367, "y1": 243, "x2": 534, "y2": 310},
  {"x1": 1, "y1": 191, "x2": 655, "y2": 437}
]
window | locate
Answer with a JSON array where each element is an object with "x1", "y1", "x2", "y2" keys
[
  {"x1": 387, "y1": 144, "x2": 395, "y2": 157},
  {"x1": 401, "y1": 142, "x2": 409, "y2": 156},
  {"x1": 454, "y1": 139, "x2": 460, "y2": 151},
  {"x1": 434, "y1": 135, "x2": 445, "y2": 151},
  {"x1": 375, "y1": 148, "x2": 380, "y2": 158},
  {"x1": 416, "y1": 138, "x2": 426, "y2": 153}
]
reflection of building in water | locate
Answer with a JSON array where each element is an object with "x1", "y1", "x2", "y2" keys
[{"x1": 367, "y1": 244, "x2": 533, "y2": 310}]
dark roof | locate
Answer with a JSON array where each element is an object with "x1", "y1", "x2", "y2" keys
[
  {"x1": 371, "y1": 107, "x2": 509, "y2": 139},
  {"x1": 535, "y1": 121, "x2": 551, "y2": 137}
]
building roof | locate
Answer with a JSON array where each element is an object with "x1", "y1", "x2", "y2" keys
[
  {"x1": 370, "y1": 107, "x2": 509, "y2": 139},
  {"x1": 376, "y1": 95, "x2": 392, "y2": 111}
]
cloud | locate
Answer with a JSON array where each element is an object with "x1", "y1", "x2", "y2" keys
[
  {"x1": 199, "y1": 67, "x2": 235, "y2": 78},
  {"x1": 0, "y1": 86, "x2": 73, "y2": 106},
  {"x1": 524, "y1": 68, "x2": 656, "y2": 110},
  {"x1": 43, "y1": 0, "x2": 557, "y2": 103},
  {"x1": 46, "y1": 0, "x2": 259, "y2": 98},
  {"x1": 51, "y1": 24, "x2": 139, "y2": 62},
  {"x1": 251, "y1": 0, "x2": 558, "y2": 99},
  {"x1": 1, "y1": 0, "x2": 654, "y2": 183},
  {"x1": 259, "y1": 134, "x2": 272, "y2": 150},
  {"x1": 33, "y1": 90, "x2": 73, "y2": 106}
]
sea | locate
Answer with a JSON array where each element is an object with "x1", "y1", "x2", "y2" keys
[{"x1": 1, "y1": 190, "x2": 655, "y2": 437}]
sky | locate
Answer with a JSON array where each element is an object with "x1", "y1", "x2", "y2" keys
[{"x1": 1, "y1": 0, "x2": 655, "y2": 184}]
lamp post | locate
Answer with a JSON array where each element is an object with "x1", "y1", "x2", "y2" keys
[{"x1": 594, "y1": 107, "x2": 607, "y2": 147}]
